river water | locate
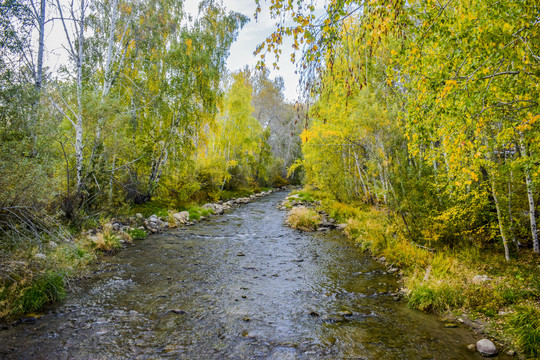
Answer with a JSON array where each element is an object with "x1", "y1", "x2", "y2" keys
[{"x1": 1, "y1": 191, "x2": 489, "y2": 359}]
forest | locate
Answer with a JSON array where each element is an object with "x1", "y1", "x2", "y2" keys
[
  {"x1": 1, "y1": 0, "x2": 539, "y2": 357},
  {"x1": 1, "y1": 0, "x2": 303, "y2": 315}
]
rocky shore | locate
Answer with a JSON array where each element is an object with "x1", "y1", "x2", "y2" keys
[{"x1": 84, "y1": 188, "x2": 285, "y2": 244}]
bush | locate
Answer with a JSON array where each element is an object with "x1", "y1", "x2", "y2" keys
[
  {"x1": 90, "y1": 230, "x2": 121, "y2": 253},
  {"x1": 288, "y1": 206, "x2": 321, "y2": 231}
]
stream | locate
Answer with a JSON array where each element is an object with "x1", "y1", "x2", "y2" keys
[{"x1": 0, "y1": 191, "x2": 492, "y2": 359}]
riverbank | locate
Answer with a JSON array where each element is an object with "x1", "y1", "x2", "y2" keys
[
  {"x1": 0, "y1": 187, "x2": 287, "y2": 322},
  {"x1": 280, "y1": 188, "x2": 540, "y2": 359}
]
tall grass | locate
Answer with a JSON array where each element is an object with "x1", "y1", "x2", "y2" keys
[
  {"x1": 287, "y1": 206, "x2": 321, "y2": 231},
  {"x1": 506, "y1": 304, "x2": 540, "y2": 357}
]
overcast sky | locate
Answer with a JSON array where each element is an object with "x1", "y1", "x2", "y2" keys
[{"x1": 185, "y1": 0, "x2": 300, "y2": 101}]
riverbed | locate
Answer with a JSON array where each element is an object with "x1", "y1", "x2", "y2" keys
[{"x1": 0, "y1": 191, "x2": 491, "y2": 359}]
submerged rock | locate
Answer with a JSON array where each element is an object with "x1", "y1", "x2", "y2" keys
[{"x1": 476, "y1": 339, "x2": 498, "y2": 357}]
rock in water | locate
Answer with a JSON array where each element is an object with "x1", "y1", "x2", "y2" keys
[{"x1": 476, "y1": 339, "x2": 498, "y2": 357}]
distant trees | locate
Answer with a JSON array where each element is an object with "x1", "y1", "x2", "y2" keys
[{"x1": 251, "y1": 67, "x2": 303, "y2": 178}]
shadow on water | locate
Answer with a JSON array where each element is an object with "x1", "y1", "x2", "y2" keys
[{"x1": 0, "y1": 191, "x2": 507, "y2": 359}]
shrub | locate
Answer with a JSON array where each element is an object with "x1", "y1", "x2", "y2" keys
[{"x1": 288, "y1": 206, "x2": 321, "y2": 231}]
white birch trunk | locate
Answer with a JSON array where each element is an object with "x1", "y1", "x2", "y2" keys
[
  {"x1": 36, "y1": 0, "x2": 46, "y2": 90},
  {"x1": 75, "y1": 0, "x2": 86, "y2": 191},
  {"x1": 518, "y1": 135, "x2": 539, "y2": 254}
]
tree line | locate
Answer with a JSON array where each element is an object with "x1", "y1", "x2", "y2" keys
[
  {"x1": 260, "y1": 0, "x2": 540, "y2": 259},
  {"x1": 0, "y1": 0, "x2": 302, "y2": 265}
]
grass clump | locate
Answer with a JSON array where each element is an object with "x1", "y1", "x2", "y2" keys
[
  {"x1": 506, "y1": 304, "x2": 540, "y2": 357},
  {"x1": 288, "y1": 206, "x2": 321, "y2": 231},
  {"x1": 127, "y1": 228, "x2": 147, "y2": 240},
  {"x1": 186, "y1": 206, "x2": 214, "y2": 221},
  {"x1": 10, "y1": 271, "x2": 67, "y2": 315},
  {"x1": 89, "y1": 225, "x2": 122, "y2": 253},
  {"x1": 408, "y1": 282, "x2": 466, "y2": 312}
]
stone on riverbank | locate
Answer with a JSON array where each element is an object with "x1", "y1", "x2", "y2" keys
[
  {"x1": 172, "y1": 211, "x2": 189, "y2": 225},
  {"x1": 476, "y1": 339, "x2": 498, "y2": 357}
]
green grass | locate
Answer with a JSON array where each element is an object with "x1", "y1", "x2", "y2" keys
[
  {"x1": 131, "y1": 200, "x2": 169, "y2": 218},
  {"x1": 506, "y1": 304, "x2": 540, "y2": 357},
  {"x1": 407, "y1": 283, "x2": 465, "y2": 312},
  {"x1": 11, "y1": 271, "x2": 66, "y2": 315},
  {"x1": 127, "y1": 228, "x2": 147, "y2": 240}
]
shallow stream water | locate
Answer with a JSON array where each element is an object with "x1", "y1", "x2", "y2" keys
[{"x1": 0, "y1": 191, "x2": 495, "y2": 359}]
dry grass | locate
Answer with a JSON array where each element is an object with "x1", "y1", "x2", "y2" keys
[{"x1": 287, "y1": 206, "x2": 321, "y2": 231}]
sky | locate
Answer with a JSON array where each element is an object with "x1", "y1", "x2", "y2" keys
[{"x1": 184, "y1": 0, "x2": 301, "y2": 101}]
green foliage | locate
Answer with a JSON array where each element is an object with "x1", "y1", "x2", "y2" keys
[
  {"x1": 127, "y1": 228, "x2": 147, "y2": 240},
  {"x1": 11, "y1": 271, "x2": 66, "y2": 316},
  {"x1": 186, "y1": 206, "x2": 214, "y2": 221},
  {"x1": 131, "y1": 200, "x2": 169, "y2": 218},
  {"x1": 506, "y1": 304, "x2": 540, "y2": 357}
]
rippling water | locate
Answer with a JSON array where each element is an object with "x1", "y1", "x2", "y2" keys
[{"x1": 0, "y1": 191, "x2": 492, "y2": 359}]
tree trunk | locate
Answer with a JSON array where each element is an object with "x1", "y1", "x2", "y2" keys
[
  {"x1": 75, "y1": 0, "x2": 86, "y2": 192},
  {"x1": 490, "y1": 172, "x2": 510, "y2": 261},
  {"x1": 36, "y1": 0, "x2": 46, "y2": 90},
  {"x1": 518, "y1": 135, "x2": 539, "y2": 254}
]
